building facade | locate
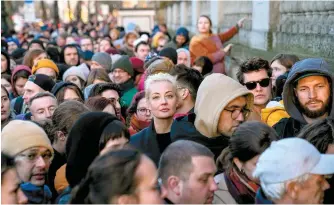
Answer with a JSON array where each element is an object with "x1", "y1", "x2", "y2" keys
[{"x1": 160, "y1": 0, "x2": 334, "y2": 75}]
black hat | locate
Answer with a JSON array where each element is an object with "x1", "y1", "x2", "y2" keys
[
  {"x1": 51, "y1": 81, "x2": 83, "y2": 100},
  {"x1": 159, "y1": 47, "x2": 177, "y2": 65},
  {"x1": 11, "y1": 48, "x2": 27, "y2": 60},
  {"x1": 28, "y1": 39, "x2": 45, "y2": 50},
  {"x1": 28, "y1": 74, "x2": 55, "y2": 92},
  {"x1": 65, "y1": 112, "x2": 120, "y2": 188}
]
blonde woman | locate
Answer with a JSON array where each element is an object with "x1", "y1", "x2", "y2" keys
[{"x1": 130, "y1": 73, "x2": 178, "y2": 165}]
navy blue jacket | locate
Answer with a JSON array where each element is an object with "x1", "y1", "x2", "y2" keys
[{"x1": 130, "y1": 122, "x2": 162, "y2": 166}]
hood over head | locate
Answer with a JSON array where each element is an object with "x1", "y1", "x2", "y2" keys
[
  {"x1": 283, "y1": 58, "x2": 334, "y2": 124},
  {"x1": 59, "y1": 44, "x2": 80, "y2": 66},
  {"x1": 65, "y1": 112, "x2": 120, "y2": 188},
  {"x1": 194, "y1": 73, "x2": 254, "y2": 138}
]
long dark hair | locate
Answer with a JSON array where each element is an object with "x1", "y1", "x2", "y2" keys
[
  {"x1": 217, "y1": 121, "x2": 278, "y2": 172},
  {"x1": 126, "y1": 91, "x2": 145, "y2": 126},
  {"x1": 70, "y1": 148, "x2": 142, "y2": 204}
]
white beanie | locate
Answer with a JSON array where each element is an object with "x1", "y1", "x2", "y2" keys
[
  {"x1": 2, "y1": 120, "x2": 54, "y2": 157},
  {"x1": 63, "y1": 66, "x2": 87, "y2": 82}
]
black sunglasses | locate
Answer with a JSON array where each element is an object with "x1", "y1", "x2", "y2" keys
[{"x1": 244, "y1": 78, "x2": 270, "y2": 90}]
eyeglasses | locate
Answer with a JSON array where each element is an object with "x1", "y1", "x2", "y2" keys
[
  {"x1": 224, "y1": 107, "x2": 251, "y2": 120},
  {"x1": 244, "y1": 78, "x2": 270, "y2": 90},
  {"x1": 17, "y1": 152, "x2": 53, "y2": 163},
  {"x1": 137, "y1": 108, "x2": 151, "y2": 116}
]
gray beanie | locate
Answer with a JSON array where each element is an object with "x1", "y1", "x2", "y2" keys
[
  {"x1": 111, "y1": 55, "x2": 134, "y2": 77},
  {"x1": 92, "y1": 52, "x2": 112, "y2": 72}
]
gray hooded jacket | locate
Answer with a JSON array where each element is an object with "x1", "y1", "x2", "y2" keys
[{"x1": 274, "y1": 58, "x2": 334, "y2": 137}]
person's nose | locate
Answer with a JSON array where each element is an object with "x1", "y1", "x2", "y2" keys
[
  {"x1": 35, "y1": 156, "x2": 47, "y2": 169},
  {"x1": 255, "y1": 83, "x2": 262, "y2": 92},
  {"x1": 309, "y1": 88, "x2": 318, "y2": 99},
  {"x1": 235, "y1": 111, "x2": 245, "y2": 122},
  {"x1": 210, "y1": 178, "x2": 218, "y2": 192},
  {"x1": 45, "y1": 109, "x2": 52, "y2": 119},
  {"x1": 322, "y1": 177, "x2": 330, "y2": 191}
]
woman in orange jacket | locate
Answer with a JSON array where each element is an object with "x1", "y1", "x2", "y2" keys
[{"x1": 190, "y1": 15, "x2": 246, "y2": 74}]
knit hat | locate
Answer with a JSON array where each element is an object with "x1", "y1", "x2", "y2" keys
[
  {"x1": 111, "y1": 54, "x2": 122, "y2": 65},
  {"x1": 133, "y1": 34, "x2": 149, "y2": 48},
  {"x1": 92, "y1": 52, "x2": 112, "y2": 72},
  {"x1": 105, "y1": 48, "x2": 120, "y2": 55},
  {"x1": 11, "y1": 65, "x2": 32, "y2": 96},
  {"x1": 28, "y1": 74, "x2": 56, "y2": 92},
  {"x1": 146, "y1": 58, "x2": 175, "y2": 76},
  {"x1": 11, "y1": 48, "x2": 27, "y2": 60},
  {"x1": 6, "y1": 37, "x2": 20, "y2": 47},
  {"x1": 29, "y1": 39, "x2": 45, "y2": 50},
  {"x1": 51, "y1": 81, "x2": 84, "y2": 101},
  {"x1": 111, "y1": 55, "x2": 134, "y2": 76},
  {"x1": 130, "y1": 57, "x2": 144, "y2": 73},
  {"x1": 62, "y1": 66, "x2": 87, "y2": 82},
  {"x1": 32, "y1": 59, "x2": 59, "y2": 75},
  {"x1": 159, "y1": 47, "x2": 177, "y2": 65},
  {"x1": 82, "y1": 50, "x2": 94, "y2": 61},
  {"x1": 66, "y1": 112, "x2": 120, "y2": 187},
  {"x1": 1, "y1": 120, "x2": 54, "y2": 157},
  {"x1": 176, "y1": 27, "x2": 189, "y2": 38}
]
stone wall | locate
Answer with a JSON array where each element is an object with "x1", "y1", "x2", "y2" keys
[{"x1": 162, "y1": 0, "x2": 334, "y2": 75}]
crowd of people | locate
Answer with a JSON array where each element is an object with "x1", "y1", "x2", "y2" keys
[{"x1": 1, "y1": 13, "x2": 334, "y2": 204}]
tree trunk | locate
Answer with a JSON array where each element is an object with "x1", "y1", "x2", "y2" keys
[
  {"x1": 76, "y1": 0, "x2": 82, "y2": 22},
  {"x1": 1, "y1": 1, "x2": 14, "y2": 34},
  {"x1": 53, "y1": 0, "x2": 59, "y2": 25},
  {"x1": 40, "y1": 0, "x2": 47, "y2": 21}
]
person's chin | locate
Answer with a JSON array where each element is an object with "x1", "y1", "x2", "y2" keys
[{"x1": 31, "y1": 179, "x2": 45, "y2": 187}]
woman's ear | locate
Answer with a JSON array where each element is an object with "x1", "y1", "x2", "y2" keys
[
  {"x1": 233, "y1": 157, "x2": 243, "y2": 171},
  {"x1": 55, "y1": 131, "x2": 66, "y2": 141}
]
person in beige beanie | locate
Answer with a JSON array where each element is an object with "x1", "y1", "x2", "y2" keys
[{"x1": 2, "y1": 120, "x2": 54, "y2": 188}]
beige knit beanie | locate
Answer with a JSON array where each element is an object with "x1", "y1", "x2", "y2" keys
[{"x1": 1, "y1": 120, "x2": 54, "y2": 157}]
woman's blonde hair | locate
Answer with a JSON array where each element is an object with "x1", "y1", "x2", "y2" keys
[{"x1": 144, "y1": 73, "x2": 178, "y2": 99}]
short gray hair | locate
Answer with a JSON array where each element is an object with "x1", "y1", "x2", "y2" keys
[
  {"x1": 260, "y1": 173, "x2": 311, "y2": 200},
  {"x1": 29, "y1": 92, "x2": 57, "y2": 107}
]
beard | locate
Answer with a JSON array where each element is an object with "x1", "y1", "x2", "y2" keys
[{"x1": 298, "y1": 97, "x2": 330, "y2": 119}]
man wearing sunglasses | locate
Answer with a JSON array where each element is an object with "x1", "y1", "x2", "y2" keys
[
  {"x1": 237, "y1": 57, "x2": 272, "y2": 121},
  {"x1": 273, "y1": 58, "x2": 333, "y2": 138}
]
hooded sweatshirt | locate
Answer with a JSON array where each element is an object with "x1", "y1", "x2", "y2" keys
[
  {"x1": 59, "y1": 44, "x2": 80, "y2": 66},
  {"x1": 273, "y1": 58, "x2": 334, "y2": 138},
  {"x1": 171, "y1": 74, "x2": 253, "y2": 160},
  {"x1": 194, "y1": 73, "x2": 254, "y2": 138}
]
